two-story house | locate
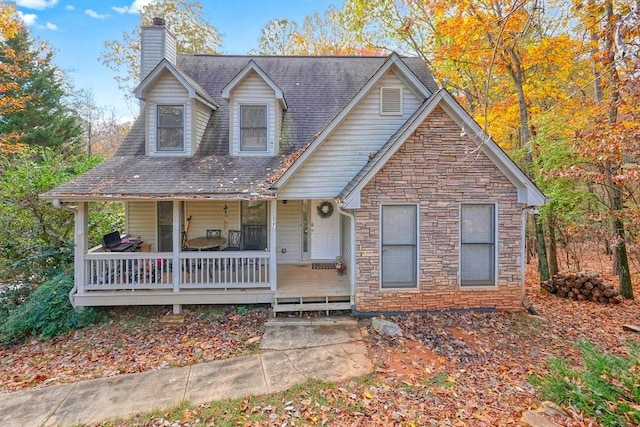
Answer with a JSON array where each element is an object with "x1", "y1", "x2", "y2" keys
[{"x1": 43, "y1": 18, "x2": 545, "y2": 315}]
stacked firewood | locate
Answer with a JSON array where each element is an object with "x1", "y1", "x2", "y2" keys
[{"x1": 541, "y1": 271, "x2": 621, "y2": 304}]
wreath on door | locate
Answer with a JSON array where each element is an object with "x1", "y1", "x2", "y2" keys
[{"x1": 317, "y1": 201, "x2": 334, "y2": 219}]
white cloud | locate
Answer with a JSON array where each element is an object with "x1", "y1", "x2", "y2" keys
[
  {"x1": 111, "y1": 6, "x2": 129, "y2": 14},
  {"x1": 17, "y1": 11, "x2": 38, "y2": 26},
  {"x1": 15, "y1": 0, "x2": 58, "y2": 10},
  {"x1": 111, "y1": 0, "x2": 154, "y2": 15},
  {"x1": 85, "y1": 9, "x2": 108, "y2": 19},
  {"x1": 65, "y1": 5, "x2": 74, "y2": 10},
  {"x1": 129, "y1": 0, "x2": 154, "y2": 13},
  {"x1": 44, "y1": 22, "x2": 58, "y2": 30},
  {"x1": 111, "y1": 5, "x2": 128, "y2": 14}
]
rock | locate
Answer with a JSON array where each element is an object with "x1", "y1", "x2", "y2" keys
[
  {"x1": 245, "y1": 336, "x2": 261, "y2": 345},
  {"x1": 371, "y1": 318, "x2": 403, "y2": 337},
  {"x1": 159, "y1": 314, "x2": 184, "y2": 324},
  {"x1": 521, "y1": 401, "x2": 570, "y2": 427}
]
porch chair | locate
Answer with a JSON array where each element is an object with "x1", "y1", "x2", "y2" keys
[
  {"x1": 204, "y1": 229, "x2": 222, "y2": 251},
  {"x1": 221, "y1": 229, "x2": 242, "y2": 271},
  {"x1": 242, "y1": 225, "x2": 266, "y2": 250},
  {"x1": 222, "y1": 230, "x2": 242, "y2": 251},
  {"x1": 206, "y1": 229, "x2": 221, "y2": 238}
]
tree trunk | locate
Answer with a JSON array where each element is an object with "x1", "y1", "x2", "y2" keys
[
  {"x1": 504, "y1": 48, "x2": 550, "y2": 281},
  {"x1": 602, "y1": 0, "x2": 632, "y2": 299},
  {"x1": 547, "y1": 208, "x2": 559, "y2": 276},
  {"x1": 613, "y1": 184, "x2": 633, "y2": 299},
  {"x1": 535, "y1": 213, "x2": 550, "y2": 283}
]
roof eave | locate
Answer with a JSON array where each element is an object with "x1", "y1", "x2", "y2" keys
[
  {"x1": 221, "y1": 60, "x2": 288, "y2": 110},
  {"x1": 134, "y1": 59, "x2": 219, "y2": 109}
]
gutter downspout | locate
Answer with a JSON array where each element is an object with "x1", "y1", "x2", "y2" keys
[
  {"x1": 337, "y1": 204, "x2": 357, "y2": 313},
  {"x1": 52, "y1": 199, "x2": 79, "y2": 307}
]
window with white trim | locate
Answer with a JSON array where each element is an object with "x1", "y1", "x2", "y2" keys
[
  {"x1": 460, "y1": 203, "x2": 496, "y2": 286},
  {"x1": 381, "y1": 204, "x2": 417, "y2": 288},
  {"x1": 157, "y1": 105, "x2": 184, "y2": 151},
  {"x1": 380, "y1": 86, "x2": 403, "y2": 115},
  {"x1": 240, "y1": 105, "x2": 267, "y2": 151}
]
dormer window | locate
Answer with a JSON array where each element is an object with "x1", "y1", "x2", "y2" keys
[
  {"x1": 240, "y1": 105, "x2": 267, "y2": 152},
  {"x1": 157, "y1": 105, "x2": 184, "y2": 151}
]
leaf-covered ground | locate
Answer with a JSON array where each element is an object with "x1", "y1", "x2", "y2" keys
[
  {"x1": 1, "y1": 261, "x2": 639, "y2": 425},
  {"x1": 0, "y1": 305, "x2": 269, "y2": 393}
]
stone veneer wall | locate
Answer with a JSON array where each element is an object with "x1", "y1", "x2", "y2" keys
[{"x1": 354, "y1": 106, "x2": 524, "y2": 313}]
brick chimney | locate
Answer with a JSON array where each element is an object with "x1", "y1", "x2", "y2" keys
[{"x1": 140, "y1": 17, "x2": 177, "y2": 81}]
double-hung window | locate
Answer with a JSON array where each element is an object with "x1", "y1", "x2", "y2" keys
[
  {"x1": 460, "y1": 204, "x2": 496, "y2": 286},
  {"x1": 381, "y1": 204, "x2": 417, "y2": 288},
  {"x1": 157, "y1": 105, "x2": 184, "y2": 151},
  {"x1": 240, "y1": 105, "x2": 267, "y2": 151}
]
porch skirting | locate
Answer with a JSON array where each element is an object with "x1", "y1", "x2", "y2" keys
[{"x1": 73, "y1": 288, "x2": 274, "y2": 307}]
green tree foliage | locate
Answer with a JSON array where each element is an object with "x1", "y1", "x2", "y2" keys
[
  {"x1": 0, "y1": 20, "x2": 81, "y2": 149},
  {"x1": 0, "y1": 272, "x2": 99, "y2": 345},
  {"x1": 0, "y1": 148, "x2": 123, "y2": 280},
  {"x1": 101, "y1": 0, "x2": 221, "y2": 95}
]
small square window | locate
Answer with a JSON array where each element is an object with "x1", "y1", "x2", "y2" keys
[
  {"x1": 240, "y1": 105, "x2": 267, "y2": 151},
  {"x1": 157, "y1": 105, "x2": 184, "y2": 151}
]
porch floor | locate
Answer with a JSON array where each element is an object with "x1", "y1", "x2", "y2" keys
[{"x1": 274, "y1": 264, "x2": 351, "y2": 314}]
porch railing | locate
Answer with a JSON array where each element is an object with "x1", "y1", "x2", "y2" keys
[{"x1": 84, "y1": 251, "x2": 270, "y2": 291}]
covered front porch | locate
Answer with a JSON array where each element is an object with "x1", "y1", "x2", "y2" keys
[{"x1": 69, "y1": 198, "x2": 354, "y2": 314}]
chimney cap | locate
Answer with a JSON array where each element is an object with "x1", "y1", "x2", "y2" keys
[{"x1": 152, "y1": 17, "x2": 165, "y2": 26}]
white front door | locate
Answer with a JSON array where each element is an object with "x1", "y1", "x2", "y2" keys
[{"x1": 311, "y1": 200, "x2": 340, "y2": 260}]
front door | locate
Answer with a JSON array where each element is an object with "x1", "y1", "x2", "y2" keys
[{"x1": 311, "y1": 200, "x2": 340, "y2": 260}]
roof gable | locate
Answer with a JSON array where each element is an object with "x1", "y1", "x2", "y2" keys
[
  {"x1": 221, "y1": 60, "x2": 287, "y2": 110},
  {"x1": 340, "y1": 89, "x2": 546, "y2": 207},
  {"x1": 134, "y1": 58, "x2": 218, "y2": 109},
  {"x1": 272, "y1": 53, "x2": 432, "y2": 190}
]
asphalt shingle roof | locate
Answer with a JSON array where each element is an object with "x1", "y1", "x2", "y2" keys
[{"x1": 44, "y1": 55, "x2": 438, "y2": 200}]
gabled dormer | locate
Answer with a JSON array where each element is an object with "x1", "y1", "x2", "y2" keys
[
  {"x1": 221, "y1": 61, "x2": 287, "y2": 157},
  {"x1": 134, "y1": 18, "x2": 218, "y2": 157}
]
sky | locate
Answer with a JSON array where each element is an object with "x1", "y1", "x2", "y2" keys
[{"x1": 14, "y1": 0, "x2": 338, "y2": 120}]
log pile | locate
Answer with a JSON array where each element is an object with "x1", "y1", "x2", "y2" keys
[{"x1": 541, "y1": 271, "x2": 621, "y2": 304}]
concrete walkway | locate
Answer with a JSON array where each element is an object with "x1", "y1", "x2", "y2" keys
[{"x1": 0, "y1": 317, "x2": 371, "y2": 427}]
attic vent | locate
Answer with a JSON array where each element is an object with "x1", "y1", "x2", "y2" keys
[{"x1": 380, "y1": 86, "x2": 403, "y2": 116}]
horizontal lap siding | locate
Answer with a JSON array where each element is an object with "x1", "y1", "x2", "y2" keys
[
  {"x1": 146, "y1": 72, "x2": 191, "y2": 155},
  {"x1": 194, "y1": 102, "x2": 211, "y2": 154},
  {"x1": 186, "y1": 201, "x2": 240, "y2": 241},
  {"x1": 127, "y1": 201, "x2": 157, "y2": 251},
  {"x1": 280, "y1": 71, "x2": 422, "y2": 199},
  {"x1": 276, "y1": 200, "x2": 301, "y2": 264},
  {"x1": 355, "y1": 106, "x2": 524, "y2": 313},
  {"x1": 230, "y1": 72, "x2": 277, "y2": 156}
]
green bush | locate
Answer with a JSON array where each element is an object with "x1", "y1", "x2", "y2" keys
[
  {"x1": 0, "y1": 271, "x2": 98, "y2": 345},
  {"x1": 530, "y1": 341, "x2": 640, "y2": 426}
]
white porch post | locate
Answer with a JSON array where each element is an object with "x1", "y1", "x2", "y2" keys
[
  {"x1": 75, "y1": 202, "x2": 88, "y2": 295},
  {"x1": 172, "y1": 200, "x2": 181, "y2": 314},
  {"x1": 269, "y1": 199, "x2": 277, "y2": 291}
]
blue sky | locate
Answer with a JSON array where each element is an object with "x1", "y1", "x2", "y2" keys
[{"x1": 15, "y1": 0, "x2": 337, "y2": 120}]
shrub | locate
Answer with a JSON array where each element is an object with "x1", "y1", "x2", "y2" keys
[
  {"x1": 530, "y1": 341, "x2": 640, "y2": 426},
  {"x1": 0, "y1": 271, "x2": 98, "y2": 345}
]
